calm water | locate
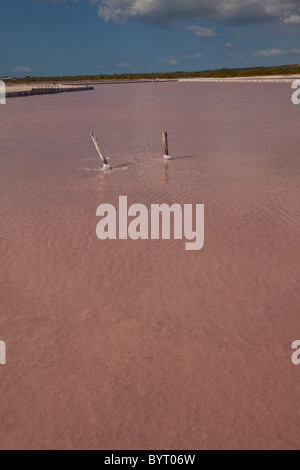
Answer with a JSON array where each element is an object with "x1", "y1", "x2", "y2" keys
[{"x1": 0, "y1": 82, "x2": 300, "y2": 449}]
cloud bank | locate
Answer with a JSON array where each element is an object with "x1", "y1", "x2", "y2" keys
[
  {"x1": 44, "y1": 1, "x2": 300, "y2": 26},
  {"x1": 94, "y1": 0, "x2": 300, "y2": 25}
]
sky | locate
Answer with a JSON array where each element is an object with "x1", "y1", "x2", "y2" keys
[{"x1": 1, "y1": 0, "x2": 300, "y2": 77}]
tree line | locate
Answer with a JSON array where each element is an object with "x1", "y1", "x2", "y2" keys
[{"x1": 5, "y1": 64, "x2": 300, "y2": 83}]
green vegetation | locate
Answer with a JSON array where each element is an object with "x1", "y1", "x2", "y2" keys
[{"x1": 4, "y1": 64, "x2": 300, "y2": 83}]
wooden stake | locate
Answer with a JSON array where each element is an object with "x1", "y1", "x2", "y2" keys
[
  {"x1": 161, "y1": 132, "x2": 169, "y2": 156},
  {"x1": 90, "y1": 132, "x2": 112, "y2": 169}
]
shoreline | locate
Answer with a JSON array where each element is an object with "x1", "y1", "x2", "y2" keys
[
  {"x1": 5, "y1": 83, "x2": 93, "y2": 98},
  {"x1": 4, "y1": 75, "x2": 300, "y2": 99},
  {"x1": 179, "y1": 75, "x2": 300, "y2": 83}
]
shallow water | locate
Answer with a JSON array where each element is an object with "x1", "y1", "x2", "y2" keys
[{"x1": 0, "y1": 82, "x2": 300, "y2": 449}]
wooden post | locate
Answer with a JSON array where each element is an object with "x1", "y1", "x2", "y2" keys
[
  {"x1": 161, "y1": 132, "x2": 169, "y2": 156},
  {"x1": 90, "y1": 132, "x2": 112, "y2": 169},
  {"x1": 161, "y1": 131, "x2": 172, "y2": 159}
]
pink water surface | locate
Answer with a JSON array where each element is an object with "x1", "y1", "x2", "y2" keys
[{"x1": 0, "y1": 82, "x2": 300, "y2": 450}]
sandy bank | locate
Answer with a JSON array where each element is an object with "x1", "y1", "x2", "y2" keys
[{"x1": 179, "y1": 75, "x2": 300, "y2": 83}]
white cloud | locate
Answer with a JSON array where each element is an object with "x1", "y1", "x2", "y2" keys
[
  {"x1": 284, "y1": 14, "x2": 300, "y2": 24},
  {"x1": 185, "y1": 25, "x2": 217, "y2": 37},
  {"x1": 93, "y1": 0, "x2": 300, "y2": 26},
  {"x1": 157, "y1": 58, "x2": 179, "y2": 66},
  {"x1": 157, "y1": 53, "x2": 205, "y2": 67},
  {"x1": 182, "y1": 53, "x2": 205, "y2": 59},
  {"x1": 117, "y1": 62, "x2": 132, "y2": 67},
  {"x1": 13, "y1": 66, "x2": 35, "y2": 74},
  {"x1": 254, "y1": 48, "x2": 285, "y2": 57},
  {"x1": 253, "y1": 48, "x2": 300, "y2": 57}
]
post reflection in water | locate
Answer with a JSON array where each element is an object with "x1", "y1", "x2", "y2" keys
[{"x1": 163, "y1": 161, "x2": 169, "y2": 186}]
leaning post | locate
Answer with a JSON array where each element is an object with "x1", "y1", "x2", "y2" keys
[{"x1": 90, "y1": 132, "x2": 112, "y2": 169}]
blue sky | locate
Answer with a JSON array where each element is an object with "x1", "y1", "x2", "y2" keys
[{"x1": 1, "y1": 0, "x2": 300, "y2": 77}]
